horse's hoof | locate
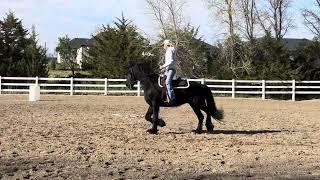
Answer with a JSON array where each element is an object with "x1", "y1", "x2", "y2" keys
[
  {"x1": 147, "y1": 129, "x2": 158, "y2": 134},
  {"x1": 158, "y1": 119, "x2": 166, "y2": 127},
  {"x1": 206, "y1": 126, "x2": 214, "y2": 133},
  {"x1": 192, "y1": 129, "x2": 203, "y2": 134}
]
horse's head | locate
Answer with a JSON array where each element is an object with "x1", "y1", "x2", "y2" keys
[{"x1": 126, "y1": 63, "x2": 156, "y2": 89}]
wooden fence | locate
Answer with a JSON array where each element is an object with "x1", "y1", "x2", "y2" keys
[{"x1": 1, "y1": 76, "x2": 320, "y2": 101}]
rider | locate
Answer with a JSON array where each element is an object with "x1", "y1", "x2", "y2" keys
[{"x1": 160, "y1": 39, "x2": 176, "y2": 104}]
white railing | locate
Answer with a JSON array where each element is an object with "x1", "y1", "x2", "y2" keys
[{"x1": 0, "y1": 76, "x2": 320, "y2": 101}]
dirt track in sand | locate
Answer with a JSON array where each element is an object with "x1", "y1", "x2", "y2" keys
[{"x1": 0, "y1": 95, "x2": 320, "y2": 180}]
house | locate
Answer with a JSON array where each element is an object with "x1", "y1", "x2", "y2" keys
[
  {"x1": 57, "y1": 38, "x2": 93, "y2": 68},
  {"x1": 282, "y1": 38, "x2": 310, "y2": 51}
]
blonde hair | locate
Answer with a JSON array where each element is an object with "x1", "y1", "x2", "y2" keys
[{"x1": 163, "y1": 39, "x2": 173, "y2": 47}]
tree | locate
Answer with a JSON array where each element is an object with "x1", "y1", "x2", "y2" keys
[
  {"x1": 0, "y1": 24, "x2": 3, "y2": 66},
  {"x1": 0, "y1": 12, "x2": 29, "y2": 76},
  {"x1": 250, "y1": 33, "x2": 293, "y2": 80},
  {"x1": 55, "y1": 35, "x2": 78, "y2": 77},
  {"x1": 237, "y1": 0, "x2": 258, "y2": 42},
  {"x1": 146, "y1": 0, "x2": 186, "y2": 47},
  {"x1": 256, "y1": 0, "x2": 293, "y2": 40},
  {"x1": 84, "y1": 15, "x2": 154, "y2": 78},
  {"x1": 302, "y1": 0, "x2": 320, "y2": 37},
  {"x1": 206, "y1": 0, "x2": 253, "y2": 78},
  {"x1": 0, "y1": 12, "x2": 48, "y2": 77},
  {"x1": 146, "y1": 0, "x2": 210, "y2": 77},
  {"x1": 19, "y1": 26, "x2": 48, "y2": 77},
  {"x1": 291, "y1": 39, "x2": 320, "y2": 80},
  {"x1": 166, "y1": 25, "x2": 210, "y2": 78},
  {"x1": 206, "y1": 0, "x2": 237, "y2": 40}
]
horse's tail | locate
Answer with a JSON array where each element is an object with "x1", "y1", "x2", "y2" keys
[{"x1": 205, "y1": 86, "x2": 224, "y2": 121}]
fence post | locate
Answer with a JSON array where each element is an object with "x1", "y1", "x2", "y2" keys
[
  {"x1": 35, "y1": 76, "x2": 39, "y2": 86},
  {"x1": 232, "y1": 79, "x2": 236, "y2": 98},
  {"x1": 201, "y1": 78, "x2": 205, "y2": 85},
  {"x1": 104, "y1": 78, "x2": 108, "y2": 96},
  {"x1": 292, "y1": 79, "x2": 296, "y2": 101},
  {"x1": 0, "y1": 76, "x2": 2, "y2": 95},
  {"x1": 70, "y1": 77, "x2": 74, "y2": 96},
  {"x1": 262, "y1": 80, "x2": 266, "y2": 100},
  {"x1": 137, "y1": 81, "x2": 141, "y2": 96}
]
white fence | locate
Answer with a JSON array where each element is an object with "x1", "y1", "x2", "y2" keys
[{"x1": 0, "y1": 76, "x2": 320, "y2": 101}]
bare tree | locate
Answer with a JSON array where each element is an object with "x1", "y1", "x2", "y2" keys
[
  {"x1": 145, "y1": 0, "x2": 185, "y2": 48},
  {"x1": 206, "y1": 0, "x2": 253, "y2": 77},
  {"x1": 206, "y1": 0, "x2": 237, "y2": 38},
  {"x1": 302, "y1": 0, "x2": 320, "y2": 37},
  {"x1": 237, "y1": 0, "x2": 257, "y2": 41},
  {"x1": 145, "y1": 0, "x2": 169, "y2": 38},
  {"x1": 256, "y1": 0, "x2": 293, "y2": 40},
  {"x1": 145, "y1": 0, "x2": 208, "y2": 78},
  {"x1": 206, "y1": 0, "x2": 236, "y2": 62}
]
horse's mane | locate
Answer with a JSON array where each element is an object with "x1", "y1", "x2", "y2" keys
[{"x1": 130, "y1": 63, "x2": 158, "y2": 79}]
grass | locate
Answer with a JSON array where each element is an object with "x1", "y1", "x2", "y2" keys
[{"x1": 48, "y1": 70, "x2": 92, "y2": 78}]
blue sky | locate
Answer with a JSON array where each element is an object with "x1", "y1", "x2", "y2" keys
[{"x1": 0, "y1": 0, "x2": 317, "y2": 54}]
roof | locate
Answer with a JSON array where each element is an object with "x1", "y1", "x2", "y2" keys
[
  {"x1": 70, "y1": 38, "x2": 94, "y2": 49},
  {"x1": 282, "y1": 38, "x2": 310, "y2": 50}
]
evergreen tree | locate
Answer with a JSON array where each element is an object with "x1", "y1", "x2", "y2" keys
[
  {"x1": 251, "y1": 33, "x2": 293, "y2": 80},
  {"x1": 0, "y1": 12, "x2": 29, "y2": 76},
  {"x1": 207, "y1": 42, "x2": 234, "y2": 79},
  {"x1": 291, "y1": 39, "x2": 320, "y2": 80},
  {"x1": 84, "y1": 15, "x2": 154, "y2": 78},
  {"x1": 19, "y1": 26, "x2": 48, "y2": 77},
  {"x1": 0, "y1": 12, "x2": 48, "y2": 77}
]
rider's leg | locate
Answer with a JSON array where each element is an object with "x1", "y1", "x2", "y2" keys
[{"x1": 165, "y1": 69, "x2": 176, "y2": 102}]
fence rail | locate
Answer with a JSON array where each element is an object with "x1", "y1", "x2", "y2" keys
[{"x1": 0, "y1": 76, "x2": 320, "y2": 101}]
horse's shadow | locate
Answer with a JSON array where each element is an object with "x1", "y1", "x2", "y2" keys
[
  {"x1": 210, "y1": 129, "x2": 288, "y2": 135},
  {"x1": 166, "y1": 129, "x2": 290, "y2": 135}
]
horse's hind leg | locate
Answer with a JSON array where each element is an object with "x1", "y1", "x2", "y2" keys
[
  {"x1": 145, "y1": 106, "x2": 166, "y2": 127},
  {"x1": 200, "y1": 106, "x2": 214, "y2": 132},
  {"x1": 190, "y1": 103, "x2": 204, "y2": 134}
]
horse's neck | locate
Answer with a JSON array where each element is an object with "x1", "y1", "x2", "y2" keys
[{"x1": 138, "y1": 74, "x2": 159, "y2": 90}]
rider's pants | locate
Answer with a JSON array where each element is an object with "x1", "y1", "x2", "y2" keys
[{"x1": 165, "y1": 69, "x2": 176, "y2": 101}]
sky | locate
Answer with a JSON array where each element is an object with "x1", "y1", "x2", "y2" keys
[{"x1": 0, "y1": 0, "x2": 317, "y2": 55}]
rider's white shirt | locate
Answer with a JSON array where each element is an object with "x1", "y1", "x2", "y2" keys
[{"x1": 162, "y1": 47, "x2": 176, "y2": 70}]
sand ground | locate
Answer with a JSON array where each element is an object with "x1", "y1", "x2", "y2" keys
[{"x1": 0, "y1": 95, "x2": 320, "y2": 179}]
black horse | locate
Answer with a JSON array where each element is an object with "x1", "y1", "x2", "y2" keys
[{"x1": 126, "y1": 64, "x2": 224, "y2": 134}]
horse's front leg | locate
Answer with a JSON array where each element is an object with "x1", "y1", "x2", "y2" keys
[
  {"x1": 145, "y1": 106, "x2": 153, "y2": 123},
  {"x1": 145, "y1": 106, "x2": 166, "y2": 127},
  {"x1": 147, "y1": 103, "x2": 160, "y2": 134}
]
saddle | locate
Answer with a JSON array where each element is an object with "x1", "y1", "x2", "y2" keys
[
  {"x1": 158, "y1": 76, "x2": 189, "y2": 101},
  {"x1": 159, "y1": 76, "x2": 189, "y2": 88}
]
